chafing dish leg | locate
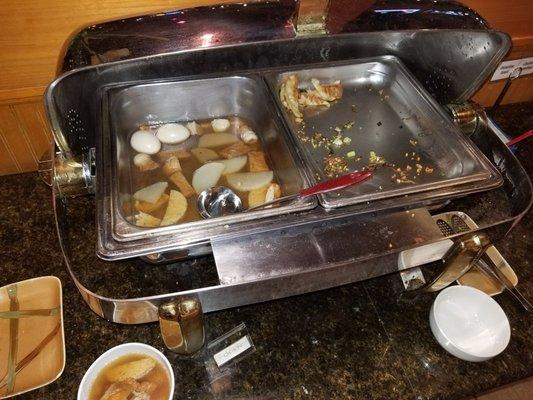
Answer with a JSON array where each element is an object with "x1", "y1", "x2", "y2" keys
[{"x1": 158, "y1": 296, "x2": 205, "y2": 355}]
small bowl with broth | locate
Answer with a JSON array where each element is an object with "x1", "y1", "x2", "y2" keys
[{"x1": 78, "y1": 343, "x2": 174, "y2": 400}]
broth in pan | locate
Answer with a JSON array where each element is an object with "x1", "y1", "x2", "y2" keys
[{"x1": 124, "y1": 116, "x2": 282, "y2": 228}]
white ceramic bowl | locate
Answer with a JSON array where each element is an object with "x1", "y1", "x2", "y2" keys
[
  {"x1": 78, "y1": 343, "x2": 175, "y2": 399},
  {"x1": 430, "y1": 285, "x2": 510, "y2": 362}
]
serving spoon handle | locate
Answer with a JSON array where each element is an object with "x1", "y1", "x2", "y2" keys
[{"x1": 247, "y1": 171, "x2": 372, "y2": 212}]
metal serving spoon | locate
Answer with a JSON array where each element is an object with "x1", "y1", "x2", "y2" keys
[{"x1": 197, "y1": 170, "x2": 372, "y2": 219}]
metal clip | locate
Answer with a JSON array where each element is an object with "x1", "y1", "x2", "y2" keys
[{"x1": 158, "y1": 296, "x2": 205, "y2": 355}]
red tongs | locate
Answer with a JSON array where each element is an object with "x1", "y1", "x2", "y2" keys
[
  {"x1": 507, "y1": 129, "x2": 533, "y2": 147},
  {"x1": 248, "y1": 171, "x2": 372, "y2": 211}
]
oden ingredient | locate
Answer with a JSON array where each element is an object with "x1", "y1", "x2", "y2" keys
[
  {"x1": 160, "y1": 190, "x2": 188, "y2": 226},
  {"x1": 192, "y1": 163, "x2": 225, "y2": 194},
  {"x1": 128, "y1": 116, "x2": 282, "y2": 228},
  {"x1": 130, "y1": 131, "x2": 161, "y2": 154},
  {"x1": 89, "y1": 354, "x2": 170, "y2": 400},
  {"x1": 226, "y1": 171, "x2": 274, "y2": 192},
  {"x1": 156, "y1": 123, "x2": 190, "y2": 144}
]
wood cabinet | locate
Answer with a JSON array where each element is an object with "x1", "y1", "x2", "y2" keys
[{"x1": 0, "y1": 0, "x2": 531, "y2": 175}]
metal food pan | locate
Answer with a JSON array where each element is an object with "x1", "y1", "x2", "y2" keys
[
  {"x1": 266, "y1": 56, "x2": 502, "y2": 209},
  {"x1": 100, "y1": 75, "x2": 315, "y2": 243}
]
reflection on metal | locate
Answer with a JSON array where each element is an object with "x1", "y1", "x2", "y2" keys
[
  {"x1": 422, "y1": 232, "x2": 490, "y2": 292},
  {"x1": 296, "y1": 0, "x2": 330, "y2": 36},
  {"x1": 476, "y1": 258, "x2": 532, "y2": 312},
  {"x1": 447, "y1": 102, "x2": 487, "y2": 137},
  {"x1": 158, "y1": 297, "x2": 205, "y2": 355}
]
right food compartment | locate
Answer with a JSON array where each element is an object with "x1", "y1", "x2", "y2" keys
[{"x1": 266, "y1": 56, "x2": 502, "y2": 209}]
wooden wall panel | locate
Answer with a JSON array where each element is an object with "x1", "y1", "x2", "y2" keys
[{"x1": 0, "y1": 101, "x2": 52, "y2": 174}]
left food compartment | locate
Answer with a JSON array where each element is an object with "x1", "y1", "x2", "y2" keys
[{"x1": 99, "y1": 75, "x2": 315, "y2": 243}]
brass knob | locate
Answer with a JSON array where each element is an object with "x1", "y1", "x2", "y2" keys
[{"x1": 158, "y1": 297, "x2": 205, "y2": 355}]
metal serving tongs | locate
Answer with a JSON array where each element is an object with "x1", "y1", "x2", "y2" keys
[
  {"x1": 447, "y1": 216, "x2": 532, "y2": 312},
  {"x1": 407, "y1": 214, "x2": 532, "y2": 312}
]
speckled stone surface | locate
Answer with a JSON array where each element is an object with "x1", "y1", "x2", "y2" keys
[{"x1": 0, "y1": 103, "x2": 531, "y2": 399}]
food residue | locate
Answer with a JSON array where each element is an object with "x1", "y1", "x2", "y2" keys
[{"x1": 323, "y1": 155, "x2": 348, "y2": 178}]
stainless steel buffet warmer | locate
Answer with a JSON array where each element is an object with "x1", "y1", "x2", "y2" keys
[{"x1": 42, "y1": 0, "x2": 532, "y2": 325}]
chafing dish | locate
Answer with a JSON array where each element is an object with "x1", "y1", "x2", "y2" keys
[{"x1": 42, "y1": 0, "x2": 531, "y2": 324}]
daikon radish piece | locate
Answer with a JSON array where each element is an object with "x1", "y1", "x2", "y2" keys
[
  {"x1": 197, "y1": 133, "x2": 238, "y2": 148},
  {"x1": 133, "y1": 182, "x2": 168, "y2": 203},
  {"x1": 226, "y1": 171, "x2": 273, "y2": 192},
  {"x1": 135, "y1": 212, "x2": 162, "y2": 228},
  {"x1": 191, "y1": 148, "x2": 219, "y2": 163},
  {"x1": 168, "y1": 171, "x2": 195, "y2": 198},
  {"x1": 192, "y1": 162, "x2": 225, "y2": 194},
  {"x1": 218, "y1": 142, "x2": 252, "y2": 159},
  {"x1": 134, "y1": 193, "x2": 169, "y2": 214},
  {"x1": 160, "y1": 190, "x2": 188, "y2": 226},
  {"x1": 217, "y1": 155, "x2": 247, "y2": 175},
  {"x1": 248, "y1": 151, "x2": 269, "y2": 172}
]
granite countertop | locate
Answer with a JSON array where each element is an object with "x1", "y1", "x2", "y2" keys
[{"x1": 0, "y1": 102, "x2": 532, "y2": 399}]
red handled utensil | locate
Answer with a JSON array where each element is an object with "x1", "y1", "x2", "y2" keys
[
  {"x1": 247, "y1": 170, "x2": 372, "y2": 212},
  {"x1": 506, "y1": 129, "x2": 532, "y2": 147}
]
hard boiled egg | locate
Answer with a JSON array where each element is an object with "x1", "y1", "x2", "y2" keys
[
  {"x1": 130, "y1": 131, "x2": 161, "y2": 154},
  {"x1": 156, "y1": 123, "x2": 190, "y2": 144}
]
